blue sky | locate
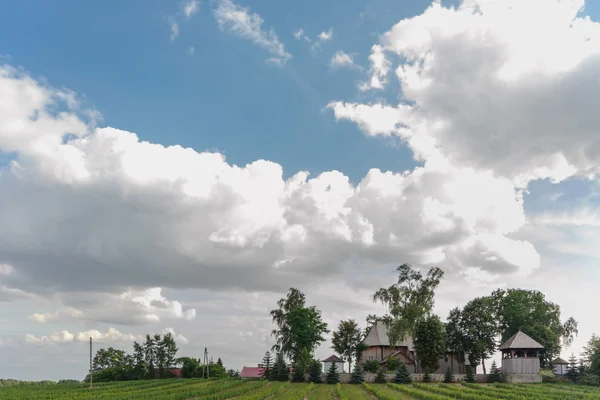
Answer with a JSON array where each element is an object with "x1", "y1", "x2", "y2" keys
[{"x1": 1, "y1": 0, "x2": 600, "y2": 381}]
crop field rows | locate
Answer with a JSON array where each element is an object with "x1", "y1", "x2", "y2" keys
[{"x1": 2, "y1": 379, "x2": 600, "y2": 399}]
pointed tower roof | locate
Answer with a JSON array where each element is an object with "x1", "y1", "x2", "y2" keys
[
  {"x1": 499, "y1": 330, "x2": 544, "y2": 350},
  {"x1": 361, "y1": 321, "x2": 414, "y2": 349}
]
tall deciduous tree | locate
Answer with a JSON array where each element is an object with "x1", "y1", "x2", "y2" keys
[
  {"x1": 93, "y1": 347, "x2": 128, "y2": 370},
  {"x1": 143, "y1": 334, "x2": 156, "y2": 378},
  {"x1": 460, "y1": 296, "x2": 498, "y2": 374},
  {"x1": 445, "y1": 307, "x2": 467, "y2": 373},
  {"x1": 372, "y1": 264, "x2": 444, "y2": 348},
  {"x1": 492, "y1": 289, "x2": 578, "y2": 368},
  {"x1": 413, "y1": 315, "x2": 447, "y2": 374},
  {"x1": 331, "y1": 319, "x2": 363, "y2": 373},
  {"x1": 270, "y1": 288, "x2": 329, "y2": 363},
  {"x1": 583, "y1": 334, "x2": 600, "y2": 367}
]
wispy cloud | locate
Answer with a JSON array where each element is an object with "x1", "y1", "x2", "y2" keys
[
  {"x1": 184, "y1": 0, "x2": 200, "y2": 18},
  {"x1": 214, "y1": 0, "x2": 291, "y2": 66},
  {"x1": 330, "y1": 50, "x2": 360, "y2": 70},
  {"x1": 318, "y1": 28, "x2": 333, "y2": 42},
  {"x1": 170, "y1": 19, "x2": 179, "y2": 41}
]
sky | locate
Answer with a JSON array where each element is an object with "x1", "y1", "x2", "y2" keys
[{"x1": 0, "y1": 0, "x2": 599, "y2": 380}]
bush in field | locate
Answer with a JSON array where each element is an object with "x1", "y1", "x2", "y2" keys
[
  {"x1": 374, "y1": 367, "x2": 387, "y2": 383},
  {"x1": 363, "y1": 360, "x2": 379, "y2": 373},
  {"x1": 386, "y1": 357, "x2": 400, "y2": 372},
  {"x1": 580, "y1": 373, "x2": 600, "y2": 386},
  {"x1": 395, "y1": 363, "x2": 412, "y2": 384},
  {"x1": 443, "y1": 366, "x2": 454, "y2": 383},
  {"x1": 350, "y1": 362, "x2": 365, "y2": 384}
]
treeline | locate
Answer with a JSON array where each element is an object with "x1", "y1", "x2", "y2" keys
[
  {"x1": 85, "y1": 332, "x2": 239, "y2": 382},
  {"x1": 256, "y1": 264, "x2": 597, "y2": 384}
]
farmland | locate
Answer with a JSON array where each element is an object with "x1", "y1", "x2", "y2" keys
[{"x1": 1, "y1": 379, "x2": 600, "y2": 400}]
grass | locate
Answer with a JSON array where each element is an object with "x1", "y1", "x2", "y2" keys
[{"x1": 2, "y1": 379, "x2": 600, "y2": 399}]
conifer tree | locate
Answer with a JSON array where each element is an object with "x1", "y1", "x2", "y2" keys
[
  {"x1": 374, "y1": 367, "x2": 387, "y2": 383},
  {"x1": 260, "y1": 352, "x2": 273, "y2": 381},
  {"x1": 395, "y1": 363, "x2": 412, "y2": 384},
  {"x1": 465, "y1": 365, "x2": 475, "y2": 383},
  {"x1": 272, "y1": 352, "x2": 289, "y2": 381},
  {"x1": 326, "y1": 362, "x2": 340, "y2": 384},
  {"x1": 291, "y1": 360, "x2": 305, "y2": 382},
  {"x1": 308, "y1": 360, "x2": 322, "y2": 384},
  {"x1": 422, "y1": 369, "x2": 431, "y2": 383},
  {"x1": 566, "y1": 354, "x2": 580, "y2": 383},
  {"x1": 487, "y1": 360, "x2": 501, "y2": 383},
  {"x1": 350, "y1": 362, "x2": 365, "y2": 384},
  {"x1": 443, "y1": 366, "x2": 454, "y2": 383}
]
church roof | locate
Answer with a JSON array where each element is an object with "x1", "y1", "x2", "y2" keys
[
  {"x1": 499, "y1": 331, "x2": 544, "y2": 350},
  {"x1": 361, "y1": 321, "x2": 414, "y2": 350}
]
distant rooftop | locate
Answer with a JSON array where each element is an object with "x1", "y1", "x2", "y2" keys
[
  {"x1": 322, "y1": 355, "x2": 344, "y2": 363},
  {"x1": 361, "y1": 321, "x2": 414, "y2": 349}
]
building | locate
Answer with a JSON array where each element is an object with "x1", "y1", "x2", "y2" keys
[
  {"x1": 552, "y1": 357, "x2": 569, "y2": 375},
  {"x1": 322, "y1": 355, "x2": 345, "y2": 373},
  {"x1": 240, "y1": 366, "x2": 263, "y2": 379},
  {"x1": 500, "y1": 330, "x2": 544, "y2": 383},
  {"x1": 359, "y1": 321, "x2": 466, "y2": 374}
]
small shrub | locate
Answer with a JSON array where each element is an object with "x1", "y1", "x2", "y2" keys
[
  {"x1": 374, "y1": 367, "x2": 387, "y2": 383},
  {"x1": 580, "y1": 373, "x2": 600, "y2": 386},
  {"x1": 443, "y1": 366, "x2": 454, "y2": 383},
  {"x1": 308, "y1": 360, "x2": 322, "y2": 384},
  {"x1": 363, "y1": 360, "x2": 379, "y2": 373},
  {"x1": 386, "y1": 357, "x2": 400, "y2": 372},
  {"x1": 465, "y1": 365, "x2": 475, "y2": 383},
  {"x1": 422, "y1": 370, "x2": 431, "y2": 383},
  {"x1": 350, "y1": 363, "x2": 365, "y2": 384},
  {"x1": 487, "y1": 361, "x2": 502, "y2": 383},
  {"x1": 326, "y1": 362, "x2": 340, "y2": 384},
  {"x1": 394, "y1": 363, "x2": 412, "y2": 384}
]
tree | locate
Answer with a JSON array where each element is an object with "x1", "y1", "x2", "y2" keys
[
  {"x1": 308, "y1": 360, "x2": 322, "y2": 384},
  {"x1": 159, "y1": 333, "x2": 178, "y2": 377},
  {"x1": 386, "y1": 357, "x2": 401, "y2": 372},
  {"x1": 583, "y1": 334, "x2": 600, "y2": 367},
  {"x1": 422, "y1": 370, "x2": 431, "y2": 383},
  {"x1": 331, "y1": 319, "x2": 363, "y2": 373},
  {"x1": 291, "y1": 360, "x2": 305, "y2": 382},
  {"x1": 445, "y1": 307, "x2": 467, "y2": 374},
  {"x1": 487, "y1": 361, "x2": 502, "y2": 383},
  {"x1": 460, "y1": 297, "x2": 498, "y2": 374},
  {"x1": 260, "y1": 352, "x2": 273, "y2": 380},
  {"x1": 492, "y1": 289, "x2": 578, "y2": 368},
  {"x1": 372, "y1": 264, "x2": 444, "y2": 349},
  {"x1": 350, "y1": 363, "x2": 365, "y2": 384},
  {"x1": 93, "y1": 347, "x2": 128, "y2": 371},
  {"x1": 272, "y1": 352, "x2": 289, "y2": 382},
  {"x1": 363, "y1": 360, "x2": 379, "y2": 373},
  {"x1": 465, "y1": 365, "x2": 475, "y2": 383},
  {"x1": 443, "y1": 366, "x2": 454, "y2": 383},
  {"x1": 355, "y1": 343, "x2": 368, "y2": 365},
  {"x1": 270, "y1": 288, "x2": 329, "y2": 363},
  {"x1": 227, "y1": 369, "x2": 240, "y2": 378},
  {"x1": 374, "y1": 367, "x2": 387, "y2": 383},
  {"x1": 217, "y1": 358, "x2": 224, "y2": 368},
  {"x1": 413, "y1": 315, "x2": 446, "y2": 374},
  {"x1": 143, "y1": 335, "x2": 157, "y2": 378},
  {"x1": 395, "y1": 363, "x2": 412, "y2": 384},
  {"x1": 566, "y1": 354, "x2": 580, "y2": 383},
  {"x1": 326, "y1": 363, "x2": 340, "y2": 384},
  {"x1": 132, "y1": 342, "x2": 146, "y2": 379},
  {"x1": 177, "y1": 357, "x2": 199, "y2": 379}
]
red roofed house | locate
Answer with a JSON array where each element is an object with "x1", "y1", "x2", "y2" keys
[{"x1": 240, "y1": 366, "x2": 263, "y2": 379}]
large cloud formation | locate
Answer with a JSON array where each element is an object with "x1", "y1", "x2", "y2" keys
[
  {"x1": 331, "y1": 0, "x2": 600, "y2": 187},
  {"x1": 0, "y1": 63, "x2": 537, "y2": 302}
]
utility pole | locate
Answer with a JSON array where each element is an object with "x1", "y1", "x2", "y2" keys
[
  {"x1": 201, "y1": 347, "x2": 210, "y2": 379},
  {"x1": 89, "y1": 337, "x2": 93, "y2": 389}
]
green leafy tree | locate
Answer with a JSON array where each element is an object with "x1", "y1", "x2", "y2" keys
[
  {"x1": 350, "y1": 363, "x2": 364, "y2": 384},
  {"x1": 270, "y1": 288, "x2": 329, "y2": 364},
  {"x1": 177, "y1": 357, "x2": 199, "y2": 379},
  {"x1": 260, "y1": 352, "x2": 273, "y2": 380},
  {"x1": 446, "y1": 307, "x2": 467, "y2": 374},
  {"x1": 92, "y1": 347, "x2": 128, "y2": 371},
  {"x1": 492, "y1": 289, "x2": 578, "y2": 368},
  {"x1": 143, "y1": 334, "x2": 157, "y2": 379},
  {"x1": 227, "y1": 369, "x2": 240, "y2": 378},
  {"x1": 465, "y1": 365, "x2": 475, "y2": 383},
  {"x1": 487, "y1": 360, "x2": 502, "y2": 383},
  {"x1": 414, "y1": 315, "x2": 446, "y2": 374},
  {"x1": 374, "y1": 367, "x2": 387, "y2": 383},
  {"x1": 331, "y1": 319, "x2": 363, "y2": 373},
  {"x1": 591, "y1": 350, "x2": 600, "y2": 381},
  {"x1": 355, "y1": 342, "x2": 368, "y2": 364},
  {"x1": 159, "y1": 333, "x2": 178, "y2": 377},
  {"x1": 460, "y1": 297, "x2": 498, "y2": 374},
  {"x1": 372, "y1": 264, "x2": 444, "y2": 351},
  {"x1": 363, "y1": 360, "x2": 379, "y2": 373},
  {"x1": 272, "y1": 352, "x2": 289, "y2": 382},
  {"x1": 326, "y1": 362, "x2": 340, "y2": 384},
  {"x1": 566, "y1": 354, "x2": 580, "y2": 383},
  {"x1": 386, "y1": 357, "x2": 400, "y2": 372},
  {"x1": 132, "y1": 342, "x2": 146, "y2": 379},
  {"x1": 395, "y1": 363, "x2": 412, "y2": 384},
  {"x1": 217, "y1": 358, "x2": 224, "y2": 368},
  {"x1": 308, "y1": 360, "x2": 322, "y2": 384},
  {"x1": 583, "y1": 334, "x2": 600, "y2": 367},
  {"x1": 443, "y1": 366, "x2": 454, "y2": 383}
]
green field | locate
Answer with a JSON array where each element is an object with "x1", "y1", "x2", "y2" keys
[{"x1": 1, "y1": 379, "x2": 600, "y2": 399}]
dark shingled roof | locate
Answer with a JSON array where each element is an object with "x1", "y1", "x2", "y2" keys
[
  {"x1": 322, "y1": 355, "x2": 344, "y2": 363},
  {"x1": 553, "y1": 357, "x2": 569, "y2": 365},
  {"x1": 499, "y1": 331, "x2": 544, "y2": 350}
]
